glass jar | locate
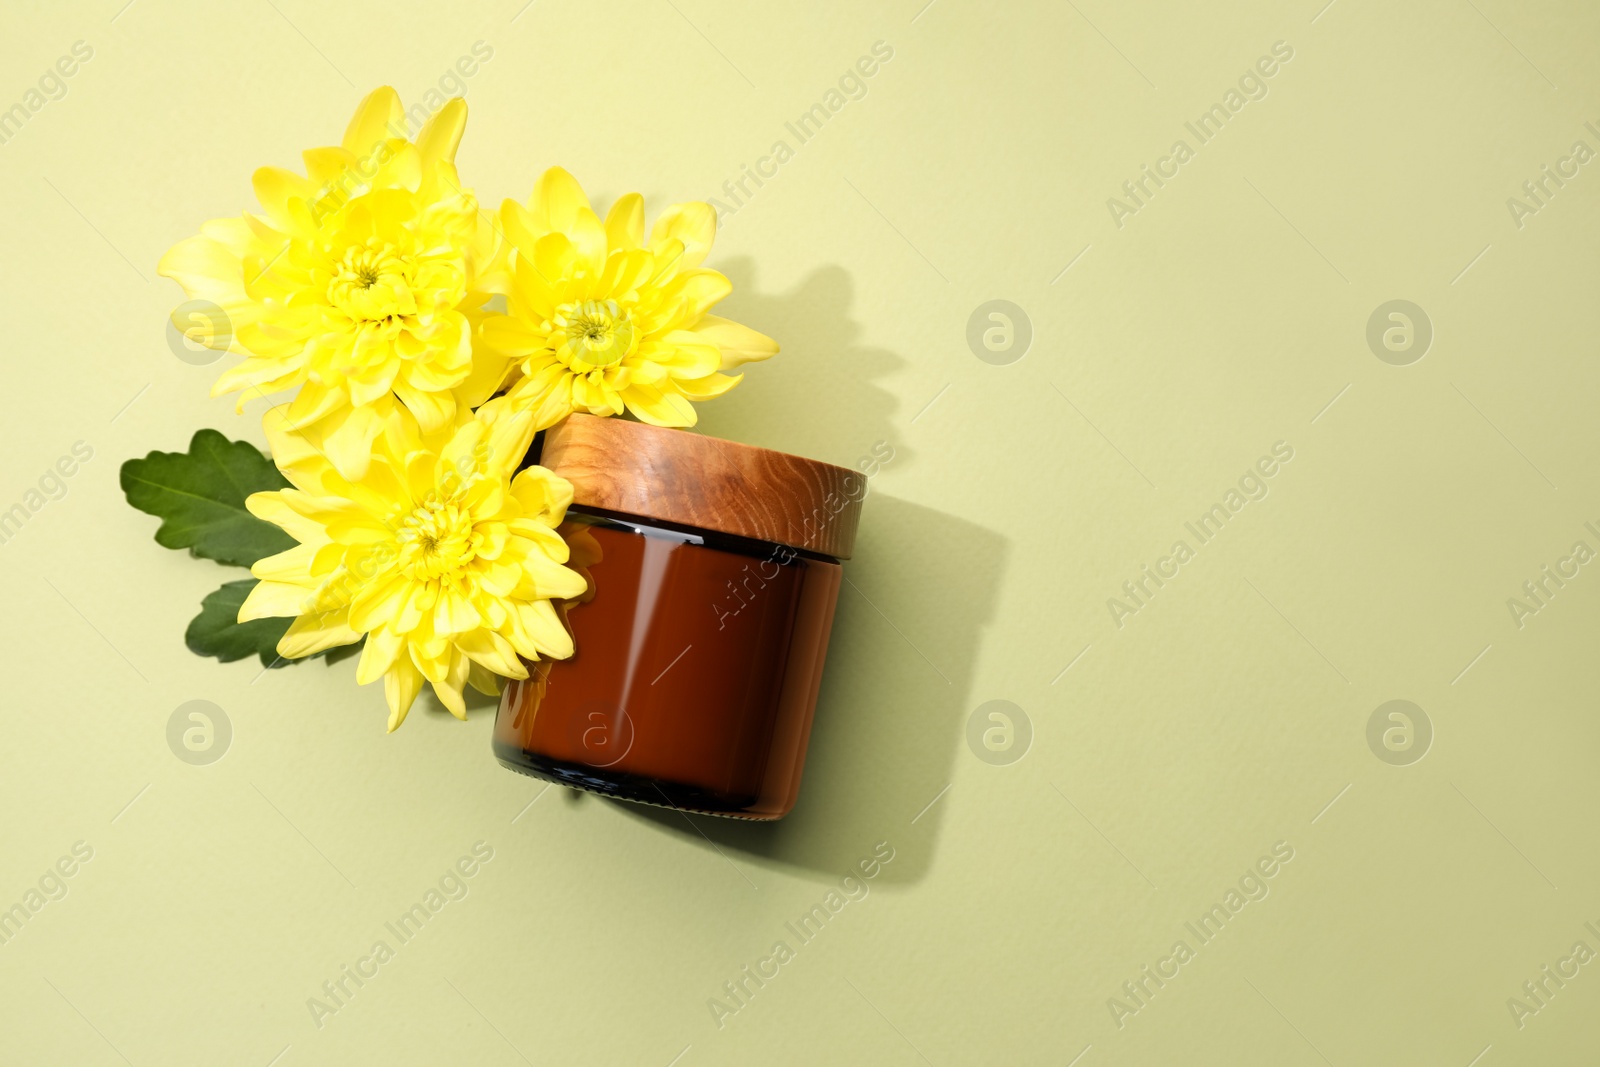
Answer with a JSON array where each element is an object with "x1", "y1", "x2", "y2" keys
[{"x1": 492, "y1": 414, "x2": 865, "y2": 820}]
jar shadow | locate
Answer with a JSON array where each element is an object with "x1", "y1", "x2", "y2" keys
[
  {"x1": 690, "y1": 258, "x2": 911, "y2": 475},
  {"x1": 612, "y1": 495, "x2": 1008, "y2": 887}
]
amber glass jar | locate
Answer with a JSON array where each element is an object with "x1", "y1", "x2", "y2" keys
[{"x1": 492, "y1": 414, "x2": 865, "y2": 820}]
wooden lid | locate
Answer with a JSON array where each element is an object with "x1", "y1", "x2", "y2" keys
[{"x1": 538, "y1": 414, "x2": 865, "y2": 559}]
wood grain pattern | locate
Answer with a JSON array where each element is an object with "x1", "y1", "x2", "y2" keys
[{"x1": 538, "y1": 414, "x2": 865, "y2": 559}]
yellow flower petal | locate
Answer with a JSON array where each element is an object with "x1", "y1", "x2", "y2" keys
[
  {"x1": 528, "y1": 166, "x2": 593, "y2": 239},
  {"x1": 348, "y1": 573, "x2": 411, "y2": 633},
  {"x1": 244, "y1": 491, "x2": 328, "y2": 544},
  {"x1": 649, "y1": 200, "x2": 717, "y2": 269},
  {"x1": 604, "y1": 192, "x2": 644, "y2": 250},
  {"x1": 476, "y1": 400, "x2": 537, "y2": 479},
  {"x1": 455, "y1": 345, "x2": 518, "y2": 409},
  {"x1": 512, "y1": 599, "x2": 574, "y2": 659},
  {"x1": 622, "y1": 383, "x2": 697, "y2": 427},
  {"x1": 433, "y1": 587, "x2": 483, "y2": 635},
  {"x1": 238, "y1": 578, "x2": 315, "y2": 622},
  {"x1": 156, "y1": 234, "x2": 246, "y2": 303},
  {"x1": 342, "y1": 86, "x2": 403, "y2": 156},
  {"x1": 458, "y1": 628, "x2": 525, "y2": 679},
  {"x1": 507, "y1": 370, "x2": 576, "y2": 431},
  {"x1": 467, "y1": 662, "x2": 507, "y2": 697},
  {"x1": 643, "y1": 336, "x2": 721, "y2": 379},
  {"x1": 393, "y1": 378, "x2": 456, "y2": 436},
  {"x1": 384, "y1": 654, "x2": 424, "y2": 731},
  {"x1": 277, "y1": 609, "x2": 360, "y2": 659},
  {"x1": 687, "y1": 314, "x2": 780, "y2": 370},
  {"x1": 415, "y1": 97, "x2": 466, "y2": 168},
  {"x1": 435, "y1": 651, "x2": 471, "y2": 720},
  {"x1": 510, "y1": 466, "x2": 574, "y2": 526},
  {"x1": 248, "y1": 541, "x2": 323, "y2": 583},
  {"x1": 356, "y1": 624, "x2": 405, "y2": 685},
  {"x1": 659, "y1": 268, "x2": 732, "y2": 325},
  {"x1": 674, "y1": 370, "x2": 743, "y2": 400},
  {"x1": 251, "y1": 167, "x2": 315, "y2": 230},
  {"x1": 479, "y1": 314, "x2": 543, "y2": 358},
  {"x1": 320, "y1": 402, "x2": 384, "y2": 481}
]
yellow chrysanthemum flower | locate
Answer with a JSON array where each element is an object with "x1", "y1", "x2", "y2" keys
[
  {"x1": 478, "y1": 167, "x2": 778, "y2": 429},
  {"x1": 158, "y1": 87, "x2": 512, "y2": 480},
  {"x1": 238, "y1": 397, "x2": 585, "y2": 731}
]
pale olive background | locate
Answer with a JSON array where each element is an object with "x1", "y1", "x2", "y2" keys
[{"x1": 1, "y1": 0, "x2": 1597, "y2": 1064}]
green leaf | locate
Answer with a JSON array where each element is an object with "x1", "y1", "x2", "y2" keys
[
  {"x1": 121, "y1": 429, "x2": 296, "y2": 567},
  {"x1": 186, "y1": 578, "x2": 363, "y2": 669},
  {"x1": 186, "y1": 579, "x2": 293, "y2": 668}
]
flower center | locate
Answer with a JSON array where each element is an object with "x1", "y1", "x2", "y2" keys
[
  {"x1": 396, "y1": 499, "x2": 476, "y2": 581},
  {"x1": 555, "y1": 299, "x2": 634, "y2": 368},
  {"x1": 328, "y1": 241, "x2": 415, "y2": 323}
]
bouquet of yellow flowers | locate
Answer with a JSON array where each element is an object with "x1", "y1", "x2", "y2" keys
[{"x1": 123, "y1": 88, "x2": 776, "y2": 731}]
